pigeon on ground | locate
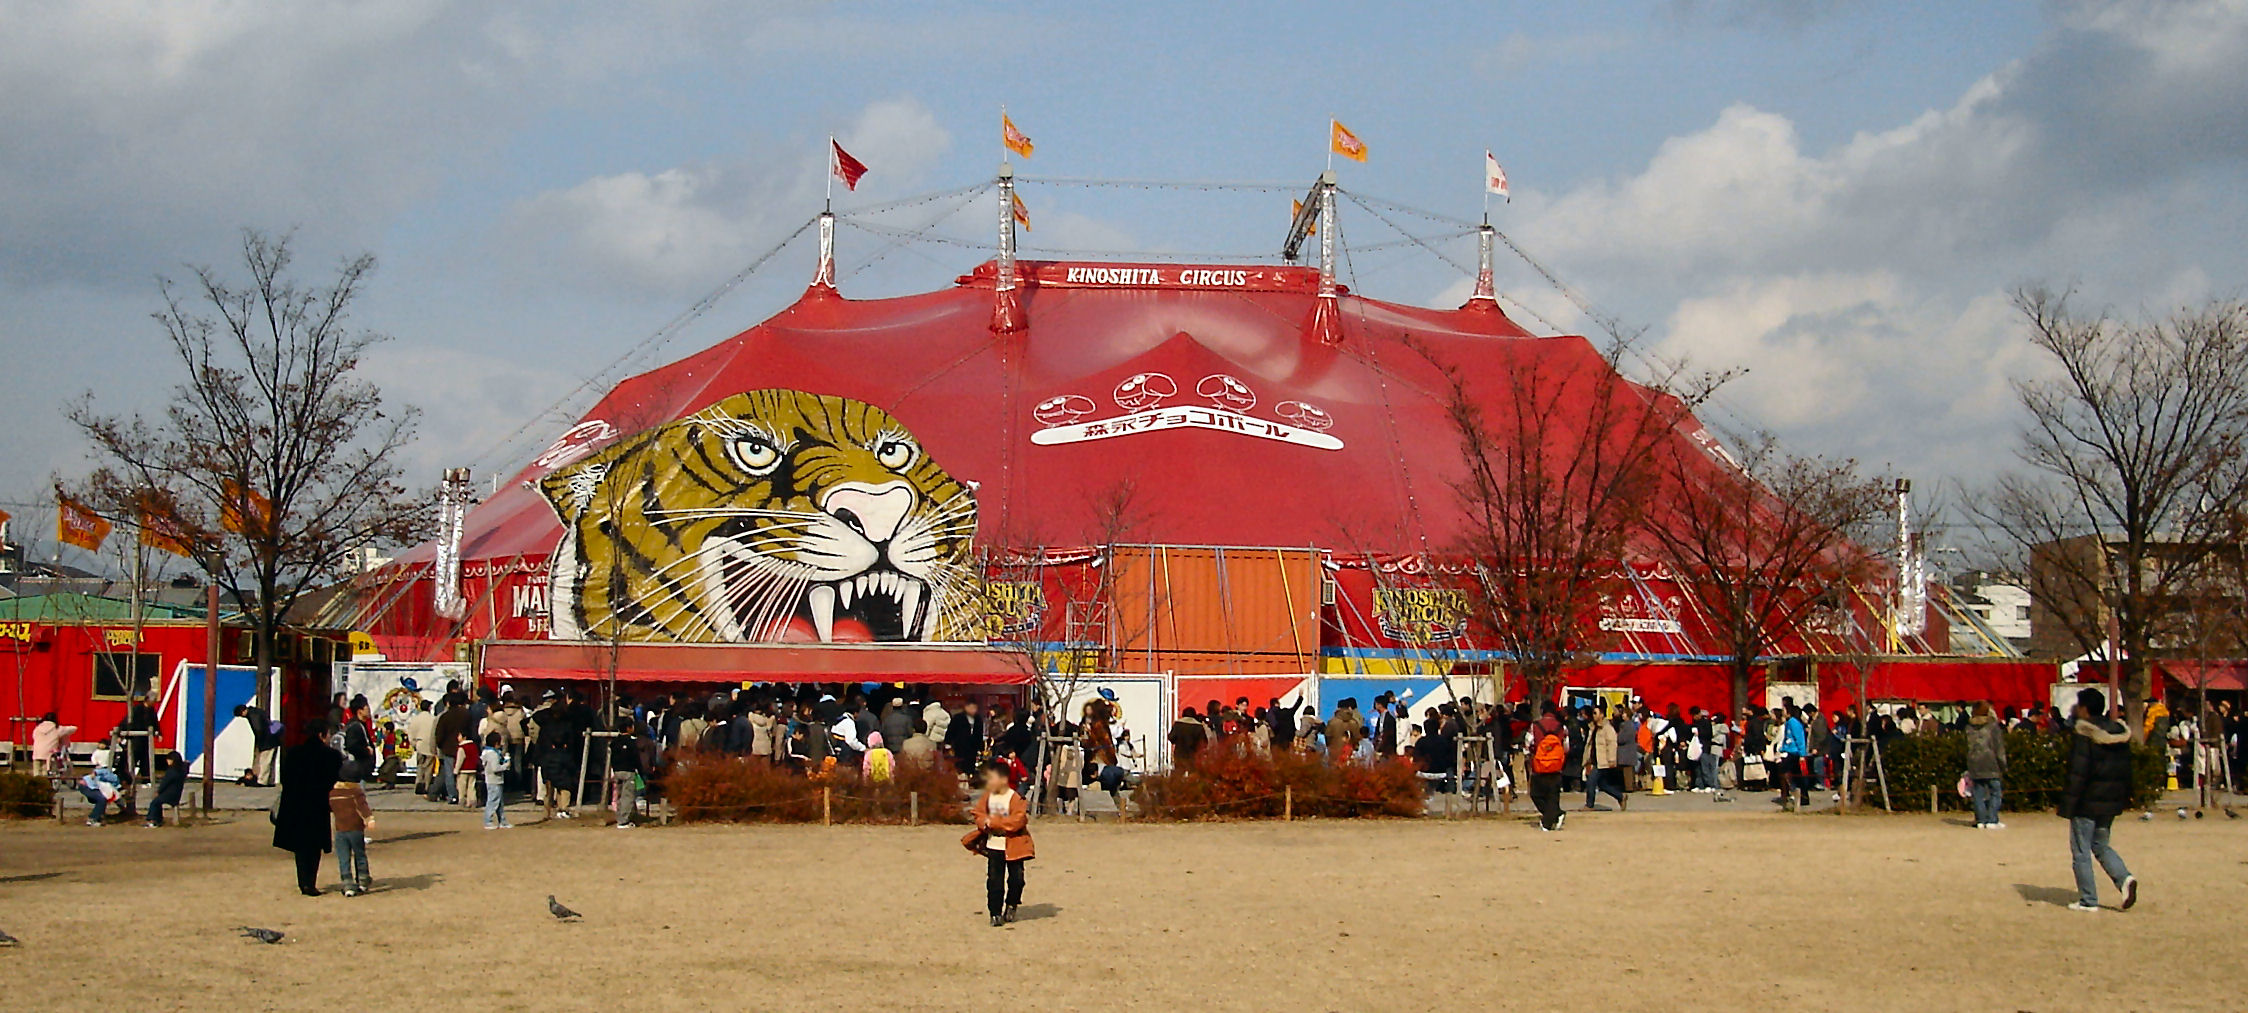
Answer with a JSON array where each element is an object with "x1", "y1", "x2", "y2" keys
[
  {"x1": 547, "y1": 895, "x2": 581, "y2": 921},
  {"x1": 0, "y1": 926, "x2": 19, "y2": 947},
  {"x1": 2177, "y1": 807, "x2": 2190, "y2": 820},
  {"x1": 237, "y1": 927, "x2": 284, "y2": 944},
  {"x1": 2225, "y1": 806, "x2": 2238, "y2": 820},
  {"x1": 2139, "y1": 811, "x2": 2154, "y2": 821}
]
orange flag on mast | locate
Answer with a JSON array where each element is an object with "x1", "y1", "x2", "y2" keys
[
  {"x1": 1291, "y1": 199, "x2": 1317, "y2": 234},
  {"x1": 136, "y1": 492, "x2": 195, "y2": 557},
  {"x1": 1330, "y1": 119, "x2": 1368, "y2": 163},
  {"x1": 1002, "y1": 113, "x2": 1034, "y2": 159},
  {"x1": 220, "y1": 480, "x2": 273, "y2": 538},
  {"x1": 1011, "y1": 191, "x2": 1032, "y2": 231},
  {"x1": 55, "y1": 490, "x2": 111, "y2": 552}
]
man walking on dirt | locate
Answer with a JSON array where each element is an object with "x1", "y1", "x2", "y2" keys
[{"x1": 2060, "y1": 687, "x2": 2138, "y2": 912}]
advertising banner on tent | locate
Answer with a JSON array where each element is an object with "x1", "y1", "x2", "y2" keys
[
  {"x1": 1173, "y1": 675, "x2": 1315, "y2": 726},
  {"x1": 1316, "y1": 675, "x2": 1493, "y2": 721},
  {"x1": 336, "y1": 661, "x2": 472, "y2": 773},
  {"x1": 1052, "y1": 674, "x2": 1169, "y2": 771}
]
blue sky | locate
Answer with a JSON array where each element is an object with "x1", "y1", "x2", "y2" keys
[{"x1": 5, "y1": 0, "x2": 2245, "y2": 570}]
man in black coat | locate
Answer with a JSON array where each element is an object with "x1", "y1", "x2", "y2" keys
[
  {"x1": 1268, "y1": 697, "x2": 1296, "y2": 751},
  {"x1": 272, "y1": 721, "x2": 343, "y2": 896},
  {"x1": 2059, "y1": 687, "x2": 2138, "y2": 912},
  {"x1": 944, "y1": 701, "x2": 985, "y2": 776}
]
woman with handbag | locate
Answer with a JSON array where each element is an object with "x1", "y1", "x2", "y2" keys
[{"x1": 962, "y1": 760, "x2": 1035, "y2": 927}]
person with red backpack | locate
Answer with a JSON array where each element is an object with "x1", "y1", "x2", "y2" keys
[{"x1": 1528, "y1": 704, "x2": 1570, "y2": 831}]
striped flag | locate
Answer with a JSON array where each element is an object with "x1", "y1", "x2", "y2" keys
[{"x1": 830, "y1": 139, "x2": 869, "y2": 191}]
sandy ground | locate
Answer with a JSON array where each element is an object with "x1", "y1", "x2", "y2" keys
[{"x1": 2, "y1": 805, "x2": 2243, "y2": 1011}]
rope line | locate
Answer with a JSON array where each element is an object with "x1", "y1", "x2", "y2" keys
[{"x1": 460, "y1": 216, "x2": 820, "y2": 471}]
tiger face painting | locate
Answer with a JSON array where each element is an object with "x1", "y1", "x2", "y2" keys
[{"x1": 537, "y1": 390, "x2": 979, "y2": 644}]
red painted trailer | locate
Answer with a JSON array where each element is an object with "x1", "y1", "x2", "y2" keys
[{"x1": 1, "y1": 593, "x2": 344, "y2": 758}]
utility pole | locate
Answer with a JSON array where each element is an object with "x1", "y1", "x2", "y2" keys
[{"x1": 201, "y1": 582, "x2": 219, "y2": 812}]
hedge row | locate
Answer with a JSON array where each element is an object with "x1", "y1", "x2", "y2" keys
[
  {"x1": 0, "y1": 770, "x2": 54, "y2": 818},
  {"x1": 1866, "y1": 730, "x2": 2166, "y2": 813},
  {"x1": 664, "y1": 757, "x2": 966, "y2": 824},
  {"x1": 1133, "y1": 748, "x2": 1427, "y2": 820}
]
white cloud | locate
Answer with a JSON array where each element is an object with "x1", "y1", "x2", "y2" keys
[
  {"x1": 1479, "y1": 29, "x2": 1634, "y2": 77},
  {"x1": 0, "y1": 0, "x2": 819, "y2": 287},
  {"x1": 1499, "y1": 0, "x2": 2248, "y2": 479},
  {"x1": 501, "y1": 97, "x2": 952, "y2": 294}
]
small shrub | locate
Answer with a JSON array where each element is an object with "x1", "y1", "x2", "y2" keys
[
  {"x1": 1134, "y1": 747, "x2": 1424, "y2": 820},
  {"x1": 0, "y1": 770, "x2": 55, "y2": 818},
  {"x1": 665, "y1": 756, "x2": 964, "y2": 824},
  {"x1": 1868, "y1": 730, "x2": 2165, "y2": 813}
]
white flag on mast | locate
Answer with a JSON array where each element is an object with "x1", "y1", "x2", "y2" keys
[{"x1": 1484, "y1": 150, "x2": 1510, "y2": 201}]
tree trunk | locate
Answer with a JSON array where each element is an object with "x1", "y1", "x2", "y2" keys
[
  {"x1": 1729, "y1": 658, "x2": 1754, "y2": 724},
  {"x1": 256, "y1": 575, "x2": 280, "y2": 718},
  {"x1": 1523, "y1": 663, "x2": 1561, "y2": 712}
]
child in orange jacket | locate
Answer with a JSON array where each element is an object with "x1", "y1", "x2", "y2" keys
[
  {"x1": 328, "y1": 762, "x2": 376, "y2": 896},
  {"x1": 964, "y1": 760, "x2": 1034, "y2": 926}
]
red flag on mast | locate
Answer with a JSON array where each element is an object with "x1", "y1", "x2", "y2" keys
[{"x1": 830, "y1": 140, "x2": 869, "y2": 191}]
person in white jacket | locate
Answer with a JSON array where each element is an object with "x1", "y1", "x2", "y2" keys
[
  {"x1": 406, "y1": 701, "x2": 438, "y2": 795},
  {"x1": 923, "y1": 700, "x2": 952, "y2": 752}
]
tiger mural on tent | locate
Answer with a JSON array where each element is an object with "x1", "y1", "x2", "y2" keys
[{"x1": 536, "y1": 390, "x2": 980, "y2": 643}]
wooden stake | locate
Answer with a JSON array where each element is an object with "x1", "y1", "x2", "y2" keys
[
  {"x1": 1284, "y1": 785, "x2": 1293, "y2": 822},
  {"x1": 822, "y1": 786, "x2": 831, "y2": 826},
  {"x1": 1929, "y1": 785, "x2": 1937, "y2": 815},
  {"x1": 909, "y1": 791, "x2": 919, "y2": 826}
]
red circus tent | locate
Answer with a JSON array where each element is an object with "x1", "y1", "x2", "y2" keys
[{"x1": 355, "y1": 255, "x2": 1923, "y2": 687}]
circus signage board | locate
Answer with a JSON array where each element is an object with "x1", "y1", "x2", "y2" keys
[{"x1": 1029, "y1": 371, "x2": 1343, "y2": 451}]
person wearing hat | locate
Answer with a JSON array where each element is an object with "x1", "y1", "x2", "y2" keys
[
  {"x1": 880, "y1": 697, "x2": 914, "y2": 754},
  {"x1": 2060, "y1": 687, "x2": 2138, "y2": 912}
]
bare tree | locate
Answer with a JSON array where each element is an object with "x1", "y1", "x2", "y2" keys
[
  {"x1": 1421, "y1": 338, "x2": 1726, "y2": 704},
  {"x1": 68, "y1": 229, "x2": 427, "y2": 710},
  {"x1": 1977, "y1": 287, "x2": 2248, "y2": 738},
  {"x1": 1645, "y1": 432, "x2": 1891, "y2": 720}
]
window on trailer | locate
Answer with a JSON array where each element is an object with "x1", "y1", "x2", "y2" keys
[{"x1": 92, "y1": 651, "x2": 161, "y2": 700}]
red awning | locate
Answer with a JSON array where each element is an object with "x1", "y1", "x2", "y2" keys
[
  {"x1": 2159, "y1": 661, "x2": 2248, "y2": 692},
  {"x1": 479, "y1": 640, "x2": 1037, "y2": 686}
]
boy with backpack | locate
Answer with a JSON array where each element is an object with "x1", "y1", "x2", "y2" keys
[{"x1": 1528, "y1": 704, "x2": 1570, "y2": 831}]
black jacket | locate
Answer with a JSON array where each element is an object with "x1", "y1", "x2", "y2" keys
[
  {"x1": 271, "y1": 741, "x2": 342, "y2": 854},
  {"x1": 610, "y1": 734, "x2": 642, "y2": 773},
  {"x1": 944, "y1": 714, "x2": 985, "y2": 770},
  {"x1": 153, "y1": 758, "x2": 189, "y2": 802},
  {"x1": 2060, "y1": 717, "x2": 2134, "y2": 820}
]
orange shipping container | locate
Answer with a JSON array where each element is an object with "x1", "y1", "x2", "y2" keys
[{"x1": 1107, "y1": 546, "x2": 1321, "y2": 675}]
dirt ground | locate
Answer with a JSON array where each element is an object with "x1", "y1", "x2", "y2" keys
[{"x1": 1, "y1": 806, "x2": 2242, "y2": 1011}]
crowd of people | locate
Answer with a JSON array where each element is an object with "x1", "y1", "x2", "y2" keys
[
  {"x1": 299, "y1": 681, "x2": 1156, "y2": 829},
  {"x1": 27, "y1": 676, "x2": 2237, "y2": 917}
]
